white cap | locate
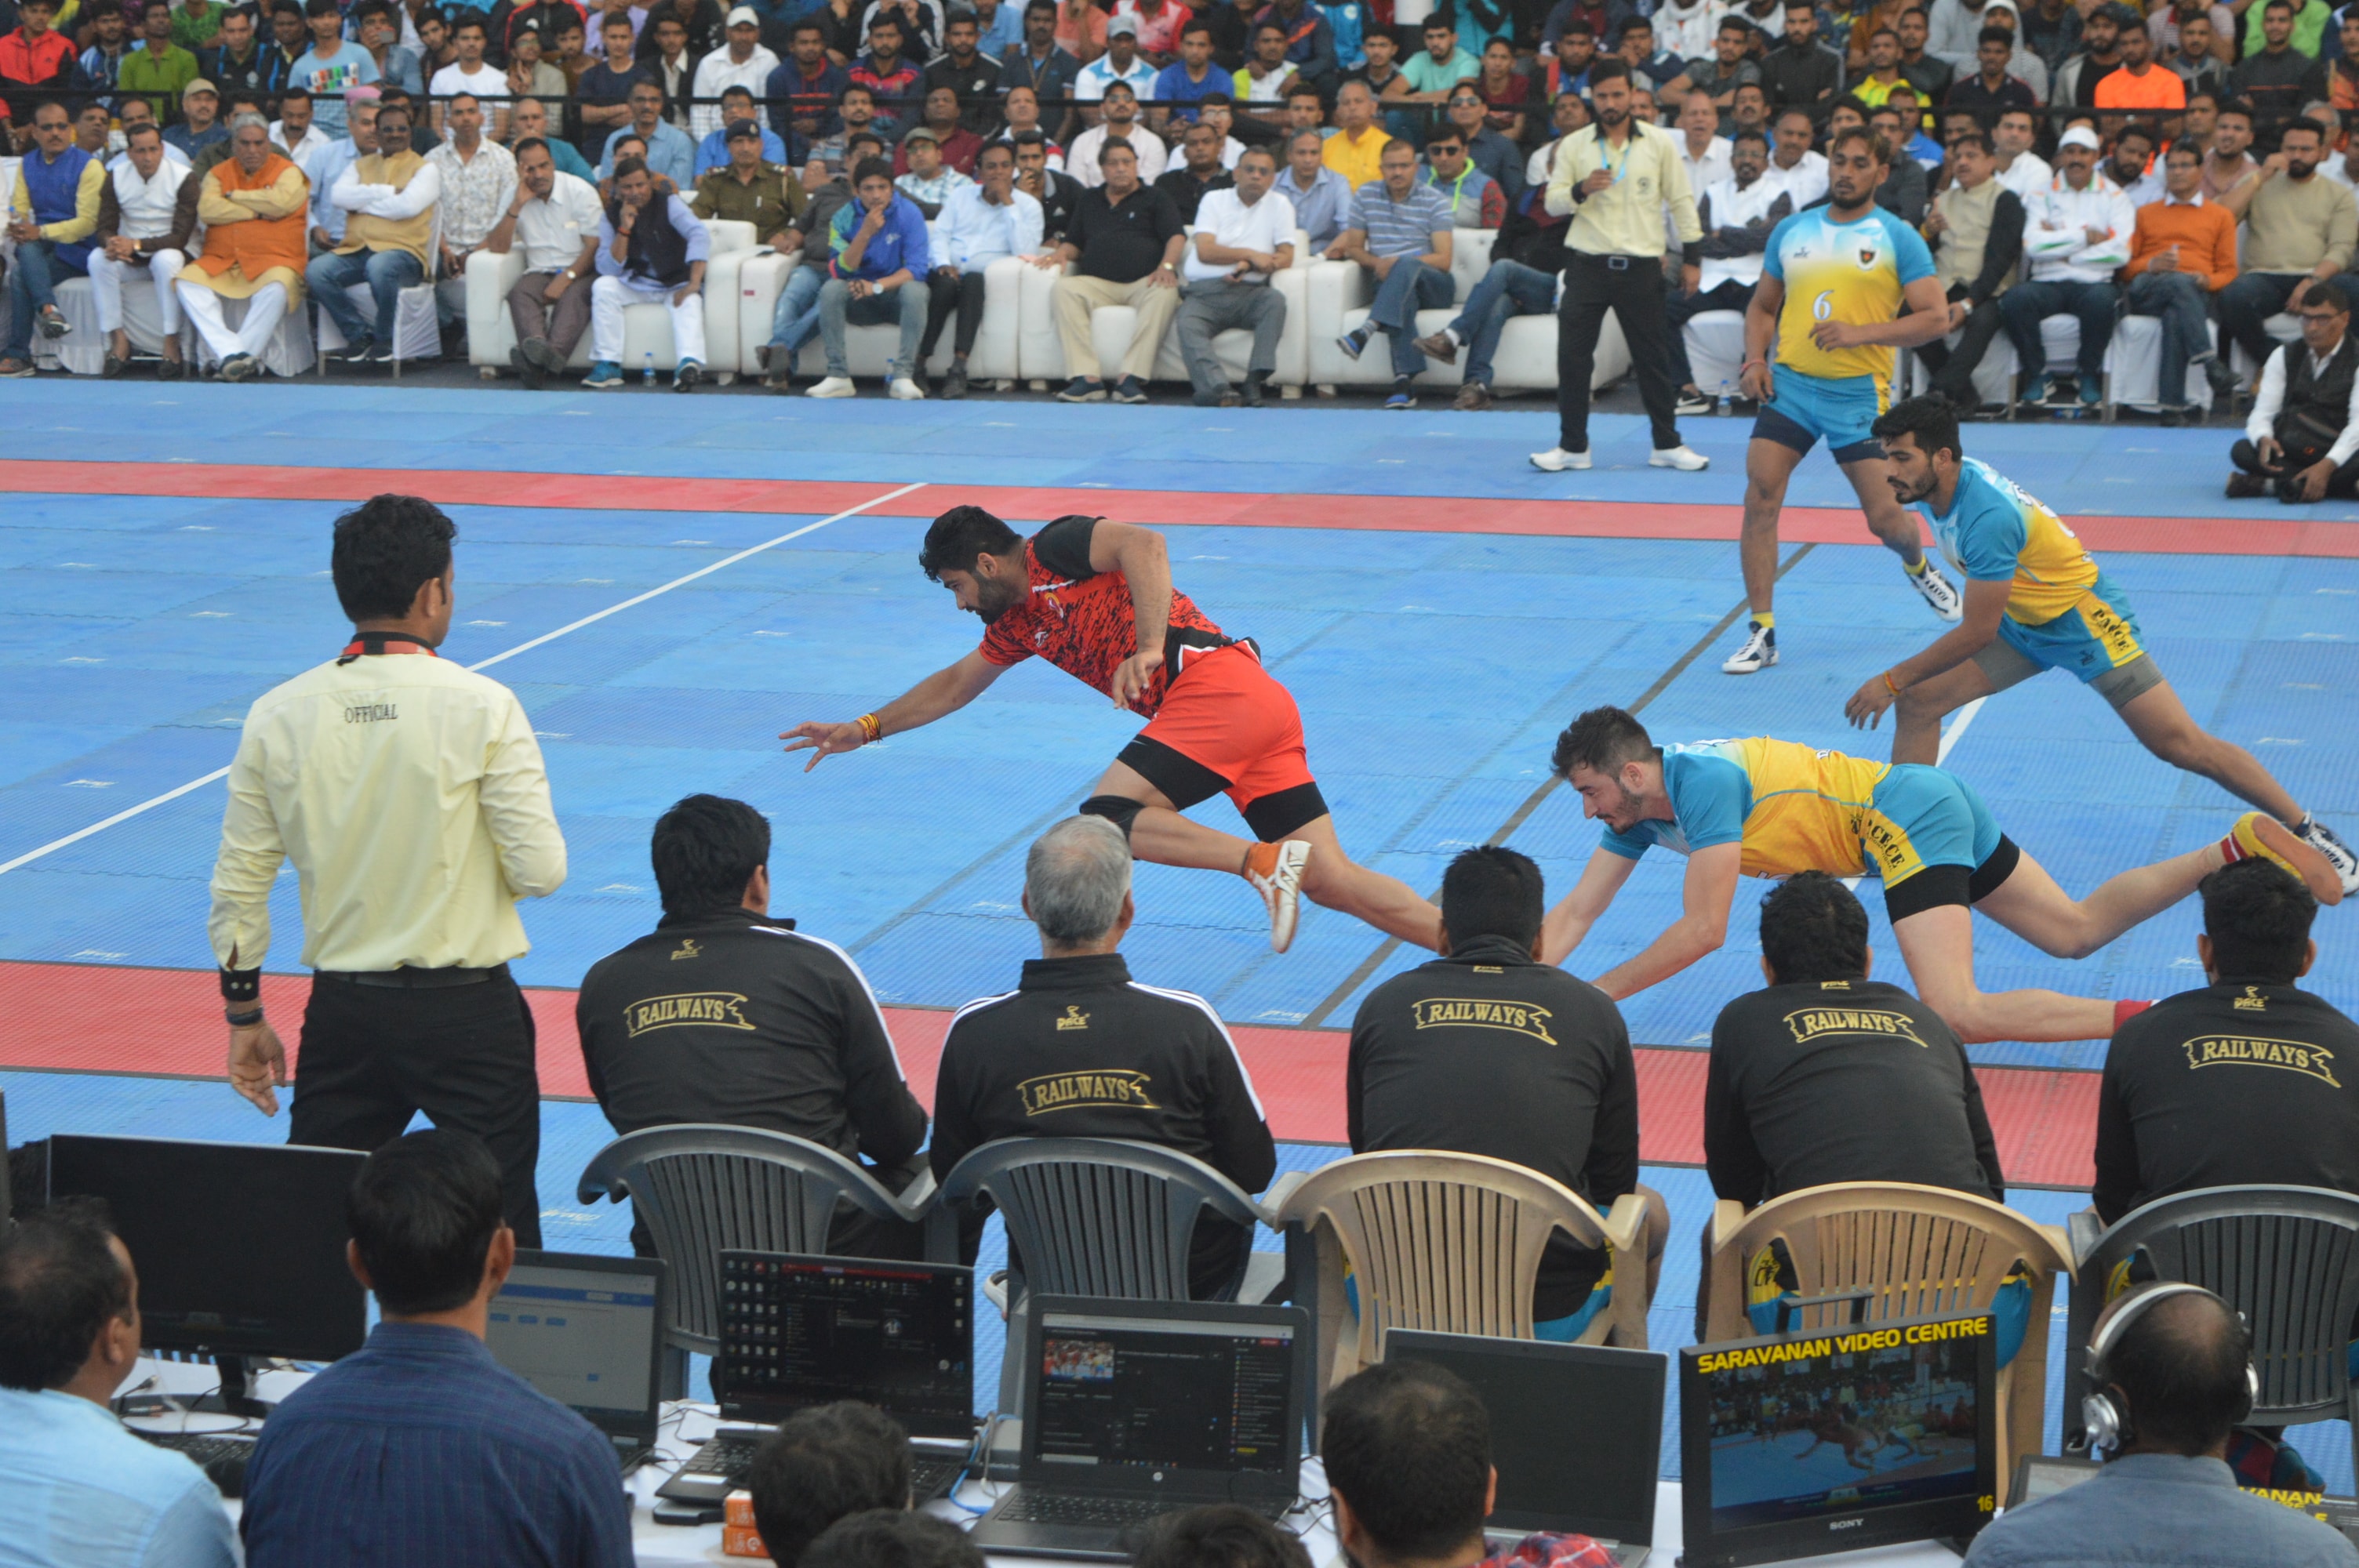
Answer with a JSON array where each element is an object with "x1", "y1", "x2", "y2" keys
[
  {"x1": 725, "y1": 5, "x2": 759, "y2": 24},
  {"x1": 2058, "y1": 125, "x2": 2101, "y2": 151}
]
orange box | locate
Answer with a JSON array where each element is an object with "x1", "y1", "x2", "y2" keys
[
  {"x1": 725, "y1": 1493, "x2": 757, "y2": 1528},
  {"x1": 723, "y1": 1492, "x2": 769, "y2": 1559}
]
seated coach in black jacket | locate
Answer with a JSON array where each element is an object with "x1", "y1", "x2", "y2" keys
[
  {"x1": 930, "y1": 815, "x2": 1278, "y2": 1297},
  {"x1": 1348, "y1": 845, "x2": 1666, "y2": 1340},
  {"x1": 577, "y1": 794, "x2": 930, "y2": 1258}
]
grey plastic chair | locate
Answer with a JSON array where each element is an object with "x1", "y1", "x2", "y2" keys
[
  {"x1": 2067, "y1": 1184, "x2": 2359, "y2": 1479},
  {"x1": 927, "y1": 1137, "x2": 1285, "y2": 1413},
  {"x1": 576, "y1": 1124, "x2": 935, "y2": 1356}
]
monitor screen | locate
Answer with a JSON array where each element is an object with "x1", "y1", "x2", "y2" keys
[
  {"x1": 45, "y1": 1134, "x2": 368, "y2": 1363},
  {"x1": 1680, "y1": 1312, "x2": 1997, "y2": 1568},
  {"x1": 717, "y1": 1252, "x2": 974, "y2": 1439},
  {"x1": 486, "y1": 1251, "x2": 664, "y2": 1438},
  {"x1": 1385, "y1": 1330, "x2": 1664, "y2": 1546},
  {"x1": 1029, "y1": 1307, "x2": 1297, "y2": 1486}
]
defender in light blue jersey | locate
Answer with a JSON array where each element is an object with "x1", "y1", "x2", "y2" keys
[{"x1": 1721, "y1": 126, "x2": 1965, "y2": 677}]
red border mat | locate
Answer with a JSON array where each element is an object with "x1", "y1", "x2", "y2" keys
[{"x1": 0, "y1": 960, "x2": 2097, "y2": 1186}]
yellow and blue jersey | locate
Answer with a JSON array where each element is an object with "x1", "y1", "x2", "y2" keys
[
  {"x1": 1600, "y1": 738, "x2": 2000, "y2": 887},
  {"x1": 1914, "y1": 457, "x2": 2107, "y2": 628},
  {"x1": 1762, "y1": 205, "x2": 1936, "y2": 385}
]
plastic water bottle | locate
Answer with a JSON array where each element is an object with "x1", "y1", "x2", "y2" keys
[{"x1": 643, "y1": 350, "x2": 656, "y2": 386}]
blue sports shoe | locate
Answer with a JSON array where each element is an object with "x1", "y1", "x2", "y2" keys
[
  {"x1": 1383, "y1": 385, "x2": 1416, "y2": 410},
  {"x1": 582, "y1": 361, "x2": 623, "y2": 389}
]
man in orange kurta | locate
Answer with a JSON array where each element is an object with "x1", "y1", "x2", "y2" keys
[
  {"x1": 2121, "y1": 136, "x2": 2240, "y2": 419},
  {"x1": 173, "y1": 117, "x2": 309, "y2": 379}
]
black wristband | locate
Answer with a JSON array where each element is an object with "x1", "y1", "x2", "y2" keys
[
  {"x1": 220, "y1": 966, "x2": 261, "y2": 1003},
  {"x1": 226, "y1": 1006, "x2": 265, "y2": 1028}
]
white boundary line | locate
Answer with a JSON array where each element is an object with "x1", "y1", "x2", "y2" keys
[{"x1": 0, "y1": 480, "x2": 930, "y2": 878}]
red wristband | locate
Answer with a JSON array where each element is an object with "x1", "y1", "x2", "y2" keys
[{"x1": 2112, "y1": 999, "x2": 2154, "y2": 1032}]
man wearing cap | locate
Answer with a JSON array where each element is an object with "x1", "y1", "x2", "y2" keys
[
  {"x1": 162, "y1": 77, "x2": 227, "y2": 156},
  {"x1": 1, "y1": 100, "x2": 100, "y2": 377},
  {"x1": 312, "y1": 95, "x2": 438, "y2": 365},
  {"x1": 426, "y1": 91, "x2": 518, "y2": 324},
  {"x1": 693, "y1": 82, "x2": 788, "y2": 173},
  {"x1": 118, "y1": 0, "x2": 199, "y2": 123},
  {"x1": 690, "y1": 5, "x2": 780, "y2": 138},
  {"x1": 692, "y1": 114, "x2": 805, "y2": 245},
  {"x1": 2001, "y1": 122, "x2": 2133, "y2": 408},
  {"x1": 1075, "y1": 11, "x2": 1157, "y2": 103},
  {"x1": 893, "y1": 121, "x2": 972, "y2": 213},
  {"x1": 486, "y1": 134, "x2": 605, "y2": 386},
  {"x1": 173, "y1": 115, "x2": 310, "y2": 379}
]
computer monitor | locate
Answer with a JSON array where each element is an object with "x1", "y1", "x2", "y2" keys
[
  {"x1": 486, "y1": 1250, "x2": 667, "y2": 1456},
  {"x1": 45, "y1": 1134, "x2": 369, "y2": 1414},
  {"x1": 716, "y1": 1252, "x2": 976, "y2": 1439},
  {"x1": 1679, "y1": 1311, "x2": 1998, "y2": 1568},
  {"x1": 1385, "y1": 1329, "x2": 1665, "y2": 1550}
]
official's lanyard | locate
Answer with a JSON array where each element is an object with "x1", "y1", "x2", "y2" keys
[{"x1": 338, "y1": 633, "x2": 438, "y2": 666}]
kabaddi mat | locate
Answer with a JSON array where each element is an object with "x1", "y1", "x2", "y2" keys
[{"x1": 2, "y1": 385, "x2": 2354, "y2": 1482}]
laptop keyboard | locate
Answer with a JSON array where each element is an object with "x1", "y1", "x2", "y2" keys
[
  {"x1": 994, "y1": 1493, "x2": 1183, "y2": 1526},
  {"x1": 136, "y1": 1431, "x2": 256, "y2": 1498}
]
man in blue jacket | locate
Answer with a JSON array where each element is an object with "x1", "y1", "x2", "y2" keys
[{"x1": 806, "y1": 154, "x2": 930, "y2": 399}]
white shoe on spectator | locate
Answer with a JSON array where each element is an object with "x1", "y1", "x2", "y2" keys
[
  {"x1": 807, "y1": 376, "x2": 856, "y2": 398},
  {"x1": 1528, "y1": 447, "x2": 1591, "y2": 472},
  {"x1": 1648, "y1": 445, "x2": 1710, "y2": 470},
  {"x1": 889, "y1": 376, "x2": 926, "y2": 400}
]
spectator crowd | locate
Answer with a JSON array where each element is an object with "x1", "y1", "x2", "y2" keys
[{"x1": 8, "y1": 0, "x2": 2359, "y2": 437}]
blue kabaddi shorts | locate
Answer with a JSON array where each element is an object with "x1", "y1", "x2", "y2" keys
[
  {"x1": 1753, "y1": 368, "x2": 1888, "y2": 464},
  {"x1": 1978, "y1": 577, "x2": 2166, "y2": 710},
  {"x1": 1862, "y1": 764, "x2": 2019, "y2": 924}
]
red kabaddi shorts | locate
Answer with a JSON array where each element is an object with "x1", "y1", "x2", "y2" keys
[{"x1": 1117, "y1": 644, "x2": 1329, "y2": 841}]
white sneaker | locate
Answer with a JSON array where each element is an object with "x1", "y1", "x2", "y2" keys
[
  {"x1": 2297, "y1": 816, "x2": 2359, "y2": 898},
  {"x1": 806, "y1": 376, "x2": 856, "y2": 398},
  {"x1": 1910, "y1": 560, "x2": 1964, "y2": 622},
  {"x1": 1244, "y1": 839, "x2": 1311, "y2": 953},
  {"x1": 889, "y1": 376, "x2": 926, "y2": 400},
  {"x1": 1721, "y1": 621, "x2": 1778, "y2": 674},
  {"x1": 1649, "y1": 445, "x2": 1710, "y2": 470},
  {"x1": 1529, "y1": 446, "x2": 1592, "y2": 472}
]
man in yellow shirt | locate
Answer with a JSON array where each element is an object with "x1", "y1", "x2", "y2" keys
[
  {"x1": 1321, "y1": 80, "x2": 1390, "y2": 187},
  {"x1": 209, "y1": 495, "x2": 567, "y2": 1244}
]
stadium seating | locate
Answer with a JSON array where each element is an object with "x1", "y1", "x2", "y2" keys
[{"x1": 467, "y1": 217, "x2": 759, "y2": 377}]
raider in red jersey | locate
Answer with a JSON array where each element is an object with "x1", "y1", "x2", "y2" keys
[{"x1": 784, "y1": 507, "x2": 1442, "y2": 953}]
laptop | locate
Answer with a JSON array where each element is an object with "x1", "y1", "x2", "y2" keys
[
  {"x1": 1384, "y1": 1330, "x2": 1666, "y2": 1568},
  {"x1": 485, "y1": 1250, "x2": 668, "y2": 1472},
  {"x1": 968, "y1": 1296, "x2": 1311, "y2": 1562},
  {"x1": 657, "y1": 1253, "x2": 978, "y2": 1507}
]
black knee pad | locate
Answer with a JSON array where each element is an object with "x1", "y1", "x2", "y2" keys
[{"x1": 1078, "y1": 795, "x2": 1145, "y2": 840}]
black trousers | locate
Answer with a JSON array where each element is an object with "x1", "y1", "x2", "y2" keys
[
  {"x1": 2230, "y1": 435, "x2": 2359, "y2": 498},
  {"x1": 1558, "y1": 249, "x2": 1681, "y2": 452},
  {"x1": 1914, "y1": 297, "x2": 2011, "y2": 408},
  {"x1": 921, "y1": 268, "x2": 989, "y2": 359},
  {"x1": 289, "y1": 969, "x2": 543, "y2": 1246}
]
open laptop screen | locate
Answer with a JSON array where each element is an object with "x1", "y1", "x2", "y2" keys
[
  {"x1": 485, "y1": 1251, "x2": 665, "y2": 1439},
  {"x1": 1031, "y1": 1307, "x2": 1296, "y2": 1481},
  {"x1": 718, "y1": 1253, "x2": 975, "y2": 1439},
  {"x1": 1386, "y1": 1330, "x2": 1664, "y2": 1546}
]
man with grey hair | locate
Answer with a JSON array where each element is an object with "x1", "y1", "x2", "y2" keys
[{"x1": 928, "y1": 815, "x2": 1277, "y2": 1295}]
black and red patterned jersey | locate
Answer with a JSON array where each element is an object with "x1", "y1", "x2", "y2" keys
[{"x1": 974, "y1": 516, "x2": 1232, "y2": 718}]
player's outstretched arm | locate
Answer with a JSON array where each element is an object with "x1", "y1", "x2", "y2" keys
[
  {"x1": 1089, "y1": 519, "x2": 1174, "y2": 710},
  {"x1": 1539, "y1": 846, "x2": 1640, "y2": 967},
  {"x1": 1845, "y1": 576, "x2": 2009, "y2": 728},
  {"x1": 781, "y1": 651, "x2": 1009, "y2": 771},
  {"x1": 1739, "y1": 274, "x2": 1783, "y2": 403},
  {"x1": 1589, "y1": 842, "x2": 1742, "y2": 1000}
]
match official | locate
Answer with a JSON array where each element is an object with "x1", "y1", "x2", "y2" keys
[
  {"x1": 207, "y1": 495, "x2": 567, "y2": 1245},
  {"x1": 1530, "y1": 58, "x2": 1710, "y2": 477}
]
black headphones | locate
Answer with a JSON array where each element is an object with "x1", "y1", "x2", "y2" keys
[{"x1": 2077, "y1": 1282, "x2": 2259, "y2": 1457}]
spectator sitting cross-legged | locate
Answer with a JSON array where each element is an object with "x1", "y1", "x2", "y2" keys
[
  {"x1": 1330, "y1": 137, "x2": 1455, "y2": 410},
  {"x1": 238, "y1": 1131, "x2": 634, "y2": 1568},
  {"x1": 929, "y1": 815, "x2": 1278, "y2": 1299},
  {"x1": 1048, "y1": 135, "x2": 1186, "y2": 402},
  {"x1": 922, "y1": 138, "x2": 1043, "y2": 397},
  {"x1": 487, "y1": 134, "x2": 607, "y2": 387},
  {"x1": 1174, "y1": 141, "x2": 1292, "y2": 406},
  {"x1": 1323, "y1": 1359, "x2": 1626, "y2": 1568},
  {"x1": 583, "y1": 152, "x2": 711, "y2": 390},
  {"x1": 0, "y1": 1200, "x2": 241, "y2": 1568},
  {"x1": 577, "y1": 794, "x2": 930, "y2": 1257},
  {"x1": 2229, "y1": 280, "x2": 2359, "y2": 500},
  {"x1": 807, "y1": 153, "x2": 932, "y2": 398},
  {"x1": 745, "y1": 1403, "x2": 918, "y2": 1568},
  {"x1": 1913, "y1": 129, "x2": 2024, "y2": 412}
]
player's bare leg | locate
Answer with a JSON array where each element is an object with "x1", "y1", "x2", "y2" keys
[
  {"x1": 2115, "y1": 681, "x2": 2309, "y2": 825},
  {"x1": 1890, "y1": 659, "x2": 1996, "y2": 764},
  {"x1": 1090, "y1": 760, "x2": 1441, "y2": 951},
  {"x1": 1738, "y1": 438, "x2": 1804, "y2": 619}
]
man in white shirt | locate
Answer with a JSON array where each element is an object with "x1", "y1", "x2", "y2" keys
[
  {"x1": 210, "y1": 494, "x2": 566, "y2": 1244},
  {"x1": 428, "y1": 14, "x2": 510, "y2": 140},
  {"x1": 2230, "y1": 280, "x2": 2359, "y2": 499},
  {"x1": 269, "y1": 84, "x2": 333, "y2": 167},
  {"x1": 1666, "y1": 125, "x2": 1790, "y2": 405},
  {"x1": 690, "y1": 6, "x2": 781, "y2": 138},
  {"x1": 1075, "y1": 11, "x2": 1157, "y2": 103},
  {"x1": 425, "y1": 91, "x2": 519, "y2": 322},
  {"x1": 2001, "y1": 124, "x2": 2135, "y2": 408},
  {"x1": 1763, "y1": 107, "x2": 1826, "y2": 205},
  {"x1": 89, "y1": 122, "x2": 194, "y2": 376},
  {"x1": 1175, "y1": 142, "x2": 1294, "y2": 405},
  {"x1": 1066, "y1": 80, "x2": 1169, "y2": 186},
  {"x1": 921, "y1": 138, "x2": 1044, "y2": 397},
  {"x1": 1991, "y1": 107, "x2": 2051, "y2": 201},
  {"x1": 1677, "y1": 93, "x2": 1731, "y2": 194},
  {"x1": 485, "y1": 136, "x2": 603, "y2": 386}
]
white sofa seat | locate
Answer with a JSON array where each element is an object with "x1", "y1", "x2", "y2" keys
[
  {"x1": 732, "y1": 250, "x2": 1023, "y2": 380},
  {"x1": 466, "y1": 217, "x2": 754, "y2": 375},
  {"x1": 38, "y1": 274, "x2": 176, "y2": 375},
  {"x1": 1681, "y1": 309, "x2": 1747, "y2": 400}
]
